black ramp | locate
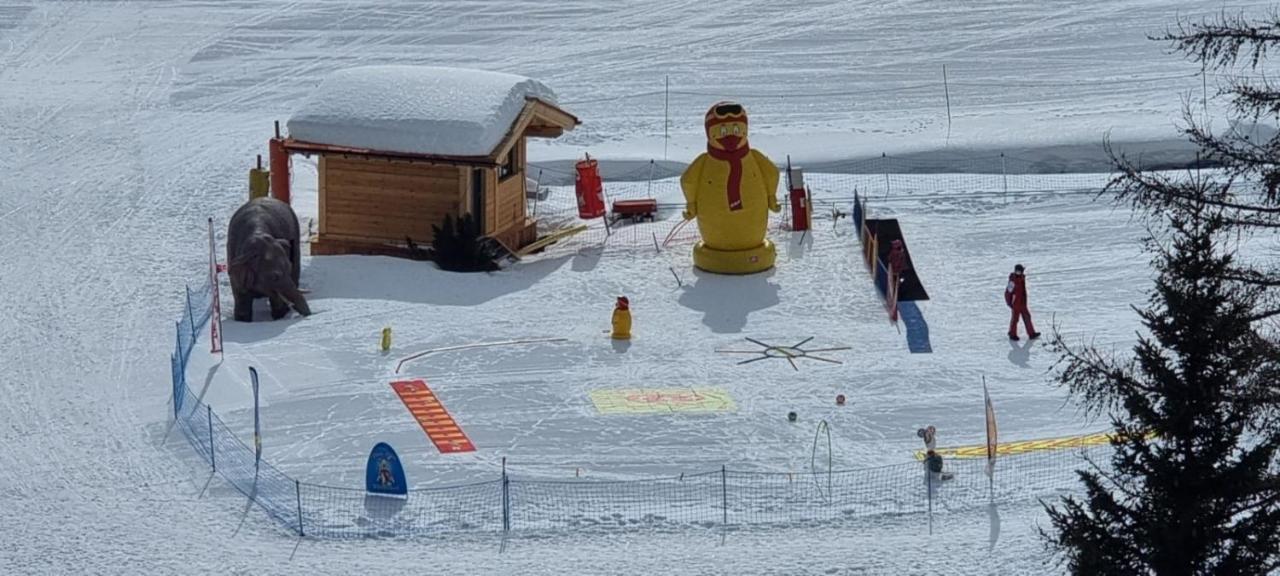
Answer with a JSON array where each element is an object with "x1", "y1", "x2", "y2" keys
[{"x1": 866, "y1": 218, "x2": 930, "y2": 301}]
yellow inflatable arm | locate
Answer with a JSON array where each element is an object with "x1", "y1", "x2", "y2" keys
[
  {"x1": 680, "y1": 154, "x2": 708, "y2": 220},
  {"x1": 750, "y1": 150, "x2": 782, "y2": 213}
]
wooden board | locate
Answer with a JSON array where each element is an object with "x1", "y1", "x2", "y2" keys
[
  {"x1": 390, "y1": 379, "x2": 475, "y2": 453},
  {"x1": 514, "y1": 224, "x2": 587, "y2": 257},
  {"x1": 323, "y1": 195, "x2": 457, "y2": 216},
  {"x1": 324, "y1": 213, "x2": 440, "y2": 241},
  {"x1": 323, "y1": 155, "x2": 461, "y2": 177},
  {"x1": 319, "y1": 154, "x2": 461, "y2": 245}
]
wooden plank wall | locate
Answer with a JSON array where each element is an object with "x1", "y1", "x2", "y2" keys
[
  {"x1": 320, "y1": 155, "x2": 460, "y2": 245},
  {"x1": 491, "y1": 137, "x2": 527, "y2": 237}
]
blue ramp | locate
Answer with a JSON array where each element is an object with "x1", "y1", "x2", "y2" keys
[{"x1": 898, "y1": 301, "x2": 932, "y2": 353}]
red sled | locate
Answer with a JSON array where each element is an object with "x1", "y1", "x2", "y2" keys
[{"x1": 611, "y1": 199, "x2": 658, "y2": 223}]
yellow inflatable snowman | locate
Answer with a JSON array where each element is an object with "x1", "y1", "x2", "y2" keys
[{"x1": 680, "y1": 101, "x2": 780, "y2": 274}]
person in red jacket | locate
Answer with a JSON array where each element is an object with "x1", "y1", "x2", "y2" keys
[
  {"x1": 888, "y1": 240, "x2": 908, "y2": 279},
  {"x1": 1005, "y1": 264, "x2": 1040, "y2": 340}
]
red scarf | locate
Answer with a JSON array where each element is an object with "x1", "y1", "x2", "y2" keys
[{"x1": 707, "y1": 145, "x2": 750, "y2": 211}]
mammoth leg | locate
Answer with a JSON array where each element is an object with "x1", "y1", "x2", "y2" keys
[
  {"x1": 290, "y1": 239, "x2": 301, "y2": 288},
  {"x1": 233, "y1": 291, "x2": 254, "y2": 322},
  {"x1": 282, "y1": 286, "x2": 311, "y2": 317},
  {"x1": 269, "y1": 293, "x2": 290, "y2": 320}
]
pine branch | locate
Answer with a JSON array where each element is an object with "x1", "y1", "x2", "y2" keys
[
  {"x1": 1156, "y1": 10, "x2": 1280, "y2": 69},
  {"x1": 1049, "y1": 328, "x2": 1156, "y2": 418},
  {"x1": 1229, "y1": 80, "x2": 1280, "y2": 118},
  {"x1": 1244, "y1": 307, "x2": 1280, "y2": 322},
  {"x1": 1107, "y1": 146, "x2": 1280, "y2": 228},
  {"x1": 1082, "y1": 449, "x2": 1142, "y2": 501},
  {"x1": 1182, "y1": 120, "x2": 1280, "y2": 191}
]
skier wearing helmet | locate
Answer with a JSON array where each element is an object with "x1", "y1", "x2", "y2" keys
[{"x1": 1005, "y1": 264, "x2": 1040, "y2": 341}]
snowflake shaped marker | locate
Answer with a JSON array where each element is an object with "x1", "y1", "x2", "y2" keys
[{"x1": 715, "y1": 337, "x2": 851, "y2": 371}]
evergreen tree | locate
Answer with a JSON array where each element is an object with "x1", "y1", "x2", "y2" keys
[
  {"x1": 429, "y1": 213, "x2": 499, "y2": 272},
  {"x1": 1045, "y1": 200, "x2": 1280, "y2": 574},
  {"x1": 1045, "y1": 11, "x2": 1280, "y2": 574}
]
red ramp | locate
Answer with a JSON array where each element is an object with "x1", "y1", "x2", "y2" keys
[{"x1": 390, "y1": 379, "x2": 476, "y2": 453}]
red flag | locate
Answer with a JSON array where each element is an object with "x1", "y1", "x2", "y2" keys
[{"x1": 209, "y1": 218, "x2": 223, "y2": 355}]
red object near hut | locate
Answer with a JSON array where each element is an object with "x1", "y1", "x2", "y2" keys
[
  {"x1": 612, "y1": 198, "x2": 657, "y2": 223},
  {"x1": 575, "y1": 155, "x2": 605, "y2": 219}
]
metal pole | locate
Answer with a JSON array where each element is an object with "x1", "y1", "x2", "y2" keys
[
  {"x1": 664, "y1": 76, "x2": 670, "y2": 161},
  {"x1": 175, "y1": 322, "x2": 183, "y2": 373},
  {"x1": 295, "y1": 480, "x2": 305, "y2": 536},
  {"x1": 185, "y1": 286, "x2": 197, "y2": 339},
  {"x1": 502, "y1": 457, "x2": 511, "y2": 533},
  {"x1": 721, "y1": 465, "x2": 728, "y2": 526},
  {"x1": 1001, "y1": 153, "x2": 1008, "y2": 200},
  {"x1": 943, "y1": 64, "x2": 952, "y2": 144},
  {"x1": 927, "y1": 470, "x2": 934, "y2": 535},
  {"x1": 172, "y1": 352, "x2": 179, "y2": 419},
  {"x1": 647, "y1": 159, "x2": 654, "y2": 199},
  {"x1": 882, "y1": 153, "x2": 890, "y2": 199},
  {"x1": 208, "y1": 405, "x2": 215, "y2": 472}
]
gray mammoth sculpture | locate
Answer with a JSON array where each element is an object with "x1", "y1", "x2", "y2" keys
[{"x1": 227, "y1": 197, "x2": 312, "y2": 322}]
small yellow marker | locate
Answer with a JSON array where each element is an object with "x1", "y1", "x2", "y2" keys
[
  {"x1": 248, "y1": 155, "x2": 270, "y2": 200},
  {"x1": 380, "y1": 327, "x2": 392, "y2": 352}
]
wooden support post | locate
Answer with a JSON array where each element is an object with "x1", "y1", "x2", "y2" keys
[{"x1": 269, "y1": 121, "x2": 291, "y2": 204}]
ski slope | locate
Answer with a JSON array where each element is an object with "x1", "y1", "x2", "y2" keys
[{"x1": 0, "y1": 1, "x2": 1263, "y2": 574}]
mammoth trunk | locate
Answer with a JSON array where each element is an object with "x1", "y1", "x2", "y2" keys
[{"x1": 280, "y1": 286, "x2": 311, "y2": 316}]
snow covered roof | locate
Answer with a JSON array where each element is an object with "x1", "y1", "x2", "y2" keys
[{"x1": 286, "y1": 66, "x2": 572, "y2": 158}]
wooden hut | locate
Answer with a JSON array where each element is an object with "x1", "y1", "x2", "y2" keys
[{"x1": 275, "y1": 66, "x2": 579, "y2": 257}]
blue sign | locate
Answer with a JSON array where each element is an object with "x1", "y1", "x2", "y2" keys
[{"x1": 366, "y1": 442, "x2": 408, "y2": 496}]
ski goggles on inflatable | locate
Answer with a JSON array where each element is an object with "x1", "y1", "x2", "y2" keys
[{"x1": 705, "y1": 101, "x2": 748, "y2": 130}]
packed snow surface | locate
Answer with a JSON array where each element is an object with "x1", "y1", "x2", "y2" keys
[{"x1": 287, "y1": 66, "x2": 559, "y2": 157}]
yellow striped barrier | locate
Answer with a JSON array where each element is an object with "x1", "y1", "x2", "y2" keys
[{"x1": 913, "y1": 430, "x2": 1152, "y2": 460}]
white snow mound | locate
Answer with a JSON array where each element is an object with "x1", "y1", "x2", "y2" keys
[{"x1": 287, "y1": 65, "x2": 559, "y2": 157}]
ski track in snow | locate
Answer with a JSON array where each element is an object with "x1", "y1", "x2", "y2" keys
[{"x1": 0, "y1": 1, "x2": 1264, "y2": 573}]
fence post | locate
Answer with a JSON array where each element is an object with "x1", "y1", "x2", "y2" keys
[
  {"x1": 531, "y1": 169, "x2": 543, "y2": 218},
  {"x1": 926, "y1": 470, "x2": 934, "y2": 536},
  {"x1": 1001, "y1": 153, "x2": 1008, "y2": 199},
  {"x1": 882, "y1": 152, "x2": 890, "y2": 199},
  {"x1": 295, "y1": 480, "x2": 305, "y2": 537},
  {"x1": 721, "y1": 465, "x2": 728, "y2": 526},
  {"x1": 501, "y1": 457, "x2": 510, "y2": 533},
  {"x1": 186, "y1": 285, "x2": 197, "y2": 340},
  {"x1": 172, "y1": 352, "x2": 180, "y2": 419},
  {"x1": 208, "y1": 405, "x2": 215, "y2": 472}
]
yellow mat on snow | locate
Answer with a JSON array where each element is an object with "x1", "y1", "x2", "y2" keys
[{"x1": 590, "y1": 388, "x2": 736, "y2": 414}]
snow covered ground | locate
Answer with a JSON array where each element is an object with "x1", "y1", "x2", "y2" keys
[
  {"x1": 208, "y1": 180, "x2": 1140, "y2": 488},
  {"x1": 0, "y1": 1, "x2": 1263, "y2": 573}
]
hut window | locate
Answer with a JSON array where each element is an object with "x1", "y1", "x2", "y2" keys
[{"x1": 499, "y1": 147, "x2": 519, "y2": 181}]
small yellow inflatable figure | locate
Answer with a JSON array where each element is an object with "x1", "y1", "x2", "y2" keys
[
  {"x1": 611, "y1": 296, "x2": 631, "y2": 340},
  {"x1": 681, "y1": 101, "x2": 781, "y2": 274}
]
